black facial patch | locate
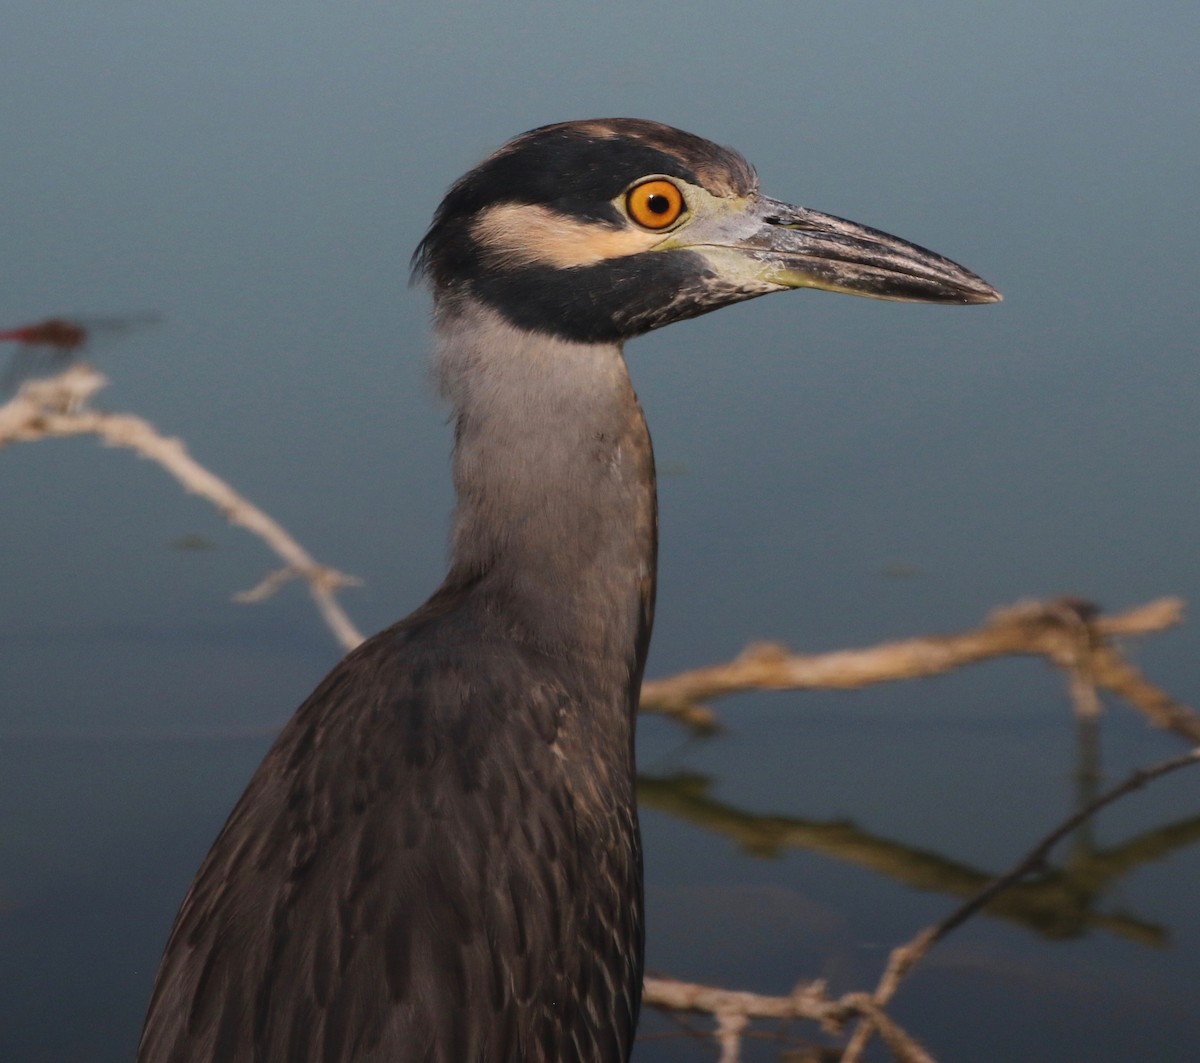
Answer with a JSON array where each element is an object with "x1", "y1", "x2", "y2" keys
[
  {"x1": 413, "y1": 119, "x2": 756, "y2": 291},
  {"x1": 469, "y1": 251, "x2": 768, "y2": 344}
]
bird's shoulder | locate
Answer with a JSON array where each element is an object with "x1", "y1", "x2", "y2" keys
[{"x1": 138, "y1": 589, "x2": 639, "y2": 1063}]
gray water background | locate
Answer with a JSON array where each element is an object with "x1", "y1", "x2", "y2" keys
[{"x1": 2, "y1": 3, "x2": 1198, "y2": 1060}]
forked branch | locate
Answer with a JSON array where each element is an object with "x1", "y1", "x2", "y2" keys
[
  {"x1": 640, "y1": 596, "x2": 1194, "y2": 741},
  {"x1": 0, "y1": 363, "x2": 365, "y2": 651}
]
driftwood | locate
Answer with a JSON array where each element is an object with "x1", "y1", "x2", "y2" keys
[
  {"x1": 0, "y1": 363, "x2": 364, "y2": 651},
  {"x1": 5, "y1": 360, "x2": 1198, "y2": 1061},
  {"x1": 640, "y1": 976, "x2": 935, "y2": 1063},
  {"x1": 641, "y1": 596, "x2": 1195, "y2": 742}
]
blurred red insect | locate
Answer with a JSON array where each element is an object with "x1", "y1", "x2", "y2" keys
[
  {"x1": 0, "y1": 318, "x2": 88, "y2": 350},
  {"x1": 0, "y1": 314, "x2": 159, "y2": 393}
]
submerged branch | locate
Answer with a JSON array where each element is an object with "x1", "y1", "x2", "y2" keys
[
  {"x1": 887, "y1": 744, "x2": 1200, "y2": 984},
  {"x1": 645, "y1": 747, "x2": 1200, "y2": 1062},
  {"x1": 839, "y1": 745, "x2": 1200, "y2": 1061}
]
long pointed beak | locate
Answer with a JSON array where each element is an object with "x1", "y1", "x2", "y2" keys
[{"x1": 677, "y1": 196, "x2": 1001, "y2": 306}]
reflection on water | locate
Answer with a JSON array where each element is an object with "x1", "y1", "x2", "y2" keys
[{"x1": 641, "y1": 766, "x2": 1200, "y2": 947}]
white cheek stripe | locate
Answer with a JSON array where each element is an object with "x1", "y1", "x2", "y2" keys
[{"x1": 471, "y1": 203, "x2": 666, "y2": 269}]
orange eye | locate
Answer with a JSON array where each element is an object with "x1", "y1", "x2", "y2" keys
[{"x1": 625, "y1": 179, "x2": 685, "y2": 230}]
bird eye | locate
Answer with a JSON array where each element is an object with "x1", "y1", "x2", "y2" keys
[{"x1": 625, "y1": 179, "x2": 686, "y2": 230}]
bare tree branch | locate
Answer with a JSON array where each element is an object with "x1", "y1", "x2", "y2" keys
[
  {"x1": 842, "y1": 745, "x2": 1200, "y2": 1060},
  {"x1": 894, "y1": 744, "x2": 1199, "y2": 983},
  {"x1": 645, "y1": 746, "x2": 1200, "y2": 1061},
  {"x1": 640, "y1": 596, "x2": 1196, "y2": 741},
  {"x1": 0, "y1": 364, "x2": 365, "y2": 651},
  {"x1": 643, "y1": 975, "x2": 847, "y2": 1029},
  {"x1": 642, "y1": 976, "x2": 935, "y2": 1062}
]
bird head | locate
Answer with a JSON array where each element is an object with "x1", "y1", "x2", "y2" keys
[{"x1": 413, "y1": 118, "x2": 1000, "y2": 344}]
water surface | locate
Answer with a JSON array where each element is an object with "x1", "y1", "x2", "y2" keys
[{"x1": 2, "y1": 4, "x2": 1198, "y2": 1060}]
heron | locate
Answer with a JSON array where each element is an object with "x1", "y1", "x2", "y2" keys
[{"x1": 137, "y1": 118, "x2": 999, "y2": 1063}]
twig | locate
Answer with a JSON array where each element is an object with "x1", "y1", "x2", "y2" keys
[
  {"x1": 0, "y1": 364, "x2": 365, "y2": 651},
  {"x1": 642, "y1": 976, "x2": 932, "y2": 1062},
  {"x1": 646, "y1": 747, "x2": 1200, "y2": 1062},
  {"x1": 901, "y1": 744, "x2": 1199, "y2": 972},
  {"x1": 842, "y1": 745, "x2": 1200, "y2": 1060},
  {"x1": 643, "y1": 976, "x2": 848, "y2": 1031},
  {"x1": 838, "y1": 994, "x2": 937, "y2": 1063},
  {"x1": 715, "y1": 1009, "x2": 748, "y2": 1063},
  {"x1": 639, "y1": 597, "x2": 1196, "y2": 741}
]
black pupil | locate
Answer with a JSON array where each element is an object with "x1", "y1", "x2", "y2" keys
[{"x1": 646, "y1": 193, "x2": 671, "y2": 215}]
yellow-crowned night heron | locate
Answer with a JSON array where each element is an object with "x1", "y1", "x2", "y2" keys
[{"x1": 138, "y1": 118, "x2": 999, "y2": 1063}]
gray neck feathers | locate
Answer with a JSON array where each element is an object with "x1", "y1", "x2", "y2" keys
[{"x1": 434, "y1": 298, "x2": 657, "y2": 669}]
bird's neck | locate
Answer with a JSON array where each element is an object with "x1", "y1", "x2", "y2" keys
[{"x1": 434, "y1": 298, "x2": 657, "y2": 677}]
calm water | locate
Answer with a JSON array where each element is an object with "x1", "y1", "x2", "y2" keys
[{"x1": 2, "y1": 3, "x2": 1199, "y2": 1060}]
